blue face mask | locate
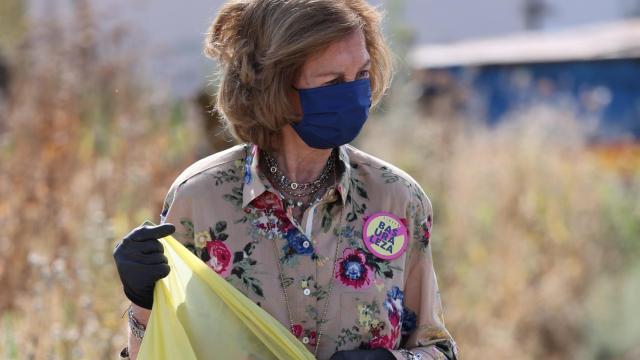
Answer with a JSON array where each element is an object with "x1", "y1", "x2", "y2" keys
[{"x1": 292, "y1": 78, "x2": 372, "y2": 149}]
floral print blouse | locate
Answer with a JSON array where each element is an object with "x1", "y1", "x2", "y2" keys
[{"x1": 127, "y1": 144, "x2": 458, "y2": 360}]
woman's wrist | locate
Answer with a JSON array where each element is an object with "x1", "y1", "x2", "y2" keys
[
  {"x1": 125, "y1": 303, "x2": 150, "y2": 360},
  {"x1": 130, "y1": 303, "x2": 151, "y2": 326},
  {"x1": 128, "y1": 306, "x2": 147, "y2": 343}
]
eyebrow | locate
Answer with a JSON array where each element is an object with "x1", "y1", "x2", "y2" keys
[{"x1": 313, "y1": 58, "x2": 371, "y2": 78}]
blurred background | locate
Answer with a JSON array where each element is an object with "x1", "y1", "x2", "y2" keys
[{"x1": 0, "y1": 0, "x2": 639, "y2": 359}]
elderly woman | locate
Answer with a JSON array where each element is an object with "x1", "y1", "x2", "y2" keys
[{"x1": 113, "y1": 0, "x2": 458, "y2": 359}]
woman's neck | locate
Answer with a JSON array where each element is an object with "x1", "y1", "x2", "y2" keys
[{"x1": 274, "y1": 125, "x2": 333, "y2": 183}]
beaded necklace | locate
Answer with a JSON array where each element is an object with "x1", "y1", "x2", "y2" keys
[{"x1": 262, "y1": 149, "x2": 337, "y2": 208}]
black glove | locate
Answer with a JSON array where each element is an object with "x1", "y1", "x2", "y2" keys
[
  {"x1": 113, "y1": 222, "x2": 175, "y2": 309},
  {"x1": 330, "y1": 349, "x2": 395, "y2": 360}
]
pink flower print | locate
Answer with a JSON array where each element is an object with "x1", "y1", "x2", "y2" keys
[
  {"x1": 290, "y1": 324, "x2": 303, "y2": 338},
  {"x1": 204, "y1": 240, "x2": 232, "y2": 278}
]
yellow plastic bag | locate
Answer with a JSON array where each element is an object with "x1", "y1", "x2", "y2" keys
[{"x1": 137, "y1": 232, "x2": 315, "y2": 360}]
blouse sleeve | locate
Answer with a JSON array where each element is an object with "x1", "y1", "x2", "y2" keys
[
  {"x1": 159, "y1": 181, "x2": 196, "y2": 250},
  {"x1": 391, "y1": 185, "x2": 459, "y2": 360}
]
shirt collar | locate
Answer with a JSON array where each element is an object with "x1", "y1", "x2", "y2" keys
[
  {"x1": 242, "y1": 144, "x2": 267, "y2": 208},
  {"x1": 241, "y1": 144, "x2": 351, "y2": 208},
  {"x1": 335, "y1": 145, "x2": 351, "y2": 206}
]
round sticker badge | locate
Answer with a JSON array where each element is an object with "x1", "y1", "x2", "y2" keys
[{"x1": 362, "y1": 211, "x2": 408, "y2": 260}]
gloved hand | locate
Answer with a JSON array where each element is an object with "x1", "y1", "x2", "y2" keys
[
  {"x1": 113, "y1": 222, "x2": 175, "y2": 309},
  {"x1": 330, "y1": 349, "x2": 395, "y2": 360}
]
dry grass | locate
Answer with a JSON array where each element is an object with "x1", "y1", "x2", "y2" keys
[
  {"x1": 0, "y1": 4, "x2": 200, "y2": 358},
  {"x1": 360, "y1": 103, "x2": 640, "y2": 360},
  {"x1": 1, "y1": 4, "x2": 639, "y2": 360}
]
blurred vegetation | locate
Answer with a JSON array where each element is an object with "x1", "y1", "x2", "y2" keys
[
  {"x1": 360, "y1": 105, "x2": 640, "y2": 360},
  {"x1": 1, "y1": 2, "x2": 639, "y2": 360},
  {"x1": 0, "y1": 0, "x2": 26, "y2": 55},
  {"x1": 0, "y1": 2, "x2": 202, "y2": 358}
]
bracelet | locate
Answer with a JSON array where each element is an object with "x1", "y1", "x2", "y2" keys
[{"x1": 127, "y1": 306, "x2": 146, "y2": 342}]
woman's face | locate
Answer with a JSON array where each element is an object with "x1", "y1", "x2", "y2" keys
[
  {"x1": 294, "y1": 29, "x2": 371, "y2": 90},
  {"x1": 285, "y1": 28, "x2": 371, "y2": 141}
]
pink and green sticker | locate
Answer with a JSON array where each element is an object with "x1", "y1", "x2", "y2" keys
[{"x1": 362, "y1": 211, "x2": 408, "y2": 260}]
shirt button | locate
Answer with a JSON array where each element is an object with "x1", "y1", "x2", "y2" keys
[
  {"x1": 303, "y1": 288, "x2": 311, "y2": 296},
  {"x1": 302, "y1": 240, "x2": 310, "y2": 249},
  {"x1": 302, "y1": 336, "x2": 310, "y2": 344}
]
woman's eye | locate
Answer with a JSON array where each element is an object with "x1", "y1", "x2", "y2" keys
[
  {"x1": 321, "y1": 71, "x2": 368, "y2": 86},
  {"x1": 324, "y1": 78, "x2": 341, "y2": 86},
  {"x1": 358, "y1": 70, "x2": 370, "y2": 79}
]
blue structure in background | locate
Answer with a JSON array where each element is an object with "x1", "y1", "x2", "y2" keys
[
  {"x1": 410, "y1": 20, "x2": 640, "y2": 142},
  {"x1": 464, "y1": 59, "x2": 640, "y2": 139}
]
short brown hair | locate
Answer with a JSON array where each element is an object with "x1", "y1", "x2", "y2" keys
[{"x1": 204, "y1": 0, "x2": 393, "y2": 151}]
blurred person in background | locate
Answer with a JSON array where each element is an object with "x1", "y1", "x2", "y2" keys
[{"x1": 113, "y1": 0, "x2": 458, "y2": 359}]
